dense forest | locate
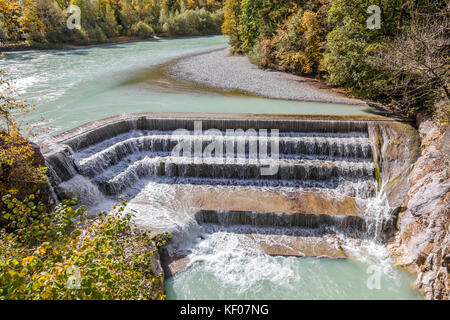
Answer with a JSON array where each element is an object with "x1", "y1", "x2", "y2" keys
[
  {"x1": 0, "y1": 0, "x2": 224, "y2": 44},
  {"x1": 222, "y1": 0, "x2": 449, "y2": 117}
]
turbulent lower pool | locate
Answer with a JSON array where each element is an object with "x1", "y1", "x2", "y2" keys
[
  {"x1": 3, "y1": 35, "x2": 422, "y2": 300},
  {"x1": 165, "y1": 232, "x2": 419, "y2": 300}
]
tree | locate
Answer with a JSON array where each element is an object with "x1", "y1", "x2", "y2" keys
[
  {"x1": 370, "y1": 12, "x2": 450, "y2": 115},
  {"x1": 238, "y1": 0, "x2": 262, "y2": 52},
  {"x1": 0, "y1": 0, "x2": 22, "y2": 40},
  {"x1": 18, "y1": 0, "x2": 46, "y2": 40},
  {"x1": 0, "y1": 71, "x2": 46, "y2": 194},
  {"x1": 35, "y1": 0, "x2": 65, "y2": 32},
  {"x1": 222, "y1": 0, "x2": 241, "y2": 51}
]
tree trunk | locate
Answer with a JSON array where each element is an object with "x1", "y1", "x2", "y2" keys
[{"x1": 398, "y1": 0, "x2": 405, "y2": 31}]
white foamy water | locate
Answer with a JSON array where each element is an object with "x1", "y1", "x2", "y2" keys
[
  {"x1": 101, "y1": 180, "x2": 420, "y2": 300},
  {"x1": 165, "y1": 226, "x2": 420, "y2": 300}
]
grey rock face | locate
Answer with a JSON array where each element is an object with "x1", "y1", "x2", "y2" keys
[{"x1": 386, "y1": 119, "x2": 449, "y2": 300}]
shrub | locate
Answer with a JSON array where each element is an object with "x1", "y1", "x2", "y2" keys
[
  {"x1": 130, "y1": 21, "x2": 155, "y2": 38},
  {"x1": 87, "y1": 26, "x2": 107, "y2": 43},
  {"x1": 66, "y1": 28, "x2": 89, "y2": 45},
  {"x1": 172, "y1": 8, "x2": 224, "y2": 36},
  {"x1": 0, "y1": 195, "x2": 169, "y2": 300},
  {"x1": 162, "y1": 17, "x2": 177, "y2": 36}
]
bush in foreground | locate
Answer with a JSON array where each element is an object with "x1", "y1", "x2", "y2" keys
[{"x1": 0, "y1": 195, "x2": 168, "y2": 300}]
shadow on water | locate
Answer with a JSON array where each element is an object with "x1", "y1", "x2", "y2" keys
[
  {"x1": 118, "y1": 57, "x2": 282, "y2": 100},
  {"x1": 50, "y1": 50, "x2": 90, "y2": 56},
  {"x1": 361, "y1": 107, "x2": 389, "y2": 116},
  {"x1": 1, "y1": 53, "x2": 36, "y2": 61}
]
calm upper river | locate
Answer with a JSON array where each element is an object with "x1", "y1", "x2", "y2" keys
[{"x1": 2, "y1": 35, "x2": 376, "y2": 134}]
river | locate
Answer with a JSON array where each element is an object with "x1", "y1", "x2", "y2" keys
[
  {"x1": 3, "y1": 35, "x2": 375, "y2": 134},
  {"x1": 1, "y1": 35, "x2": 421, "y2": 300}
]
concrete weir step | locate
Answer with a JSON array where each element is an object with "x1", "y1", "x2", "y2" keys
[
  {"x1": 98, "y1": 156, "x2": 374, "y2": 196},
  {"x1": 52, "y1": 113, "x2": 380, "y2": 153},
  {"x1": 126, "y1": 183, "x2": 367, "y2": 217},
  {"x1": 161, "y1": 234, "x2": 346, "y2": 277},
  {"x1": 175, "y1": 184, "x2": 367, "y2": 216},
  {"x1": 75, "y1": 133, "x2": 373, "y2": 171},
  {"x1": 195, "y1": 210, "x2": 371, "y2": 233}
]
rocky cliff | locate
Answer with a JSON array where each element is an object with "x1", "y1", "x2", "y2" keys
[{"x1": 374, "y1": 118, "x2": 450, "y2": 300}]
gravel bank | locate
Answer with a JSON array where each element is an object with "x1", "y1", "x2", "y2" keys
[{"x1": 168, "y1": 48, "x2": 367, "y2": 106}]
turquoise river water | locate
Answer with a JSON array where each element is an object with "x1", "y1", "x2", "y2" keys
[
  {"x1": 1, "y1": 35, "x2": 421, "y2": 299},
  {"x1": 2, "y1": 35, "x2": 377, "y2": 134}
]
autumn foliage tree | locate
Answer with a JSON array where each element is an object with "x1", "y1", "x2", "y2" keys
[
  {"x1": 0, "y1": 0, "x2": 22, "y2": 40},
  {"x1": 18, "y1": 0, "x2": 46, "y2": 41},
  {"x1": 0, "y1": 0, "x2": 224, "y2": 44},
  {"x1": 222, "y1": 0, "x2": 241, "y2": 51},
  {"x1": 0, "y1": 71, "x2": 47, "y2": 199}
]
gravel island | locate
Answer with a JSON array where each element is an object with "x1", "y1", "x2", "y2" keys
[{"x1": 168, "y1": 48, "x2": 367, "y2": 106}]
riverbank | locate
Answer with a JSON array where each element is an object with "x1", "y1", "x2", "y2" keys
[
  {"x1": 168, "y1": 48, "x2": 369, "y2": 106},
  {"x1": 0, "y1": 35, "x2": 223, "y2": 52},
  {"x1": 0, "y1": 36, "x2": 155, "y2": 52}
]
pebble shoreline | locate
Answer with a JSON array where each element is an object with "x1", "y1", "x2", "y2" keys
[{"x1": 168, "y1": 48, "x2": 367, "y2": 106}]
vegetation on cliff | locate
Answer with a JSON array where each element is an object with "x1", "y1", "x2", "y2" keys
[{"x1": 222, "y1": 0, "x2": 449, "y2": 117}]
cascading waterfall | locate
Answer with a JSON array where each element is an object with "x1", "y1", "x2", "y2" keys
[
  {"x1": 42, "y1": 117, "x2": 394, "y2": 237},
  {"x1": 39, "y1": 115, "x2": 418, "y2": 299},
  {"x1": 56, "y1": 175, "x2": 106, "y2": 207}
]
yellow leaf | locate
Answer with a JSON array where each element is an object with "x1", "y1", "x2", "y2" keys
[
  {"x1": 21, "y1": 256, "x2": 34, "y2": 266},
  {"x1": 8, "y1": 269, "x2": 17, "y2": 277}
]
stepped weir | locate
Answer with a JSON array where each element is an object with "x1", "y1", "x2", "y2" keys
[{"x1": 38, "y1": 113, "x2": 400, "y2": 276}]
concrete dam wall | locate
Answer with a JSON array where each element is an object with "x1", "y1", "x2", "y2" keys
[{"x1": 37, "y1": 113, "x2": 420, "y2": 273}]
